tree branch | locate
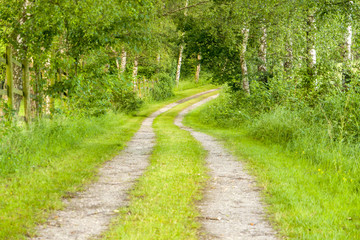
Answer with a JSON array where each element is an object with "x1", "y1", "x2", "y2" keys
[{"x1": 163, "y1": 1, "x2": 211, "y2": 17}]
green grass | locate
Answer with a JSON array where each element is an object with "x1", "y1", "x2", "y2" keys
[
  {"x1": 184, "y1": 102, "x2": 360, "y2": 240},
  {"x1": 0, "y1": 85, "x2": 217, "y2": 239},
  {"x1": 102, "y1": 91, "x2": 219, "y2": 240},
  {"x1": 174, "y1": 72, "x2": 212, "y2": 92}
]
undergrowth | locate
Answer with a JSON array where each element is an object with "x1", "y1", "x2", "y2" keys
[
  {"x1": 196, "y1": 85, "x2": 360, "y2": 185},
  {"x1": 186, "y1": 84, "x2": 360, "y2": 239}
]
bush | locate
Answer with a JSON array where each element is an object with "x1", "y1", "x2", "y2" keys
[
  {"x1": 195, "y1": 86, "x2": 251, "y2": 128},
  {"x1": 150, "y1": 73, "x2": 174, "y2": 101},
  {"x1": 112, "y1": 88, "x2": 143, "y2": 113}
]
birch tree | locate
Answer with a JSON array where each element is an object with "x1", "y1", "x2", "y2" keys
[
  {"x1": 258, "y1": 23, "x2": 267, "y2": 73},
  {"x1": 175, "y1": 0, "x2": 189, "y2": 86},
  {"x1": 241, "y1": 28, "x2": 250, "y2": 94},
  {"x1": 120, "y1": 48, "x2": 127, "y2": 74},
  {"x1": 305, "y1": 11, "x2": 317, "y2": 89},
  {"x1": 343, "y1": 0, "x2": 353, "y2": 88},
  {"x1": 132, "y1": 56, "x2": 139, "y2": 91},
  {"x1": 195, "y1": 53, "x2": 201, "y2": 83}
]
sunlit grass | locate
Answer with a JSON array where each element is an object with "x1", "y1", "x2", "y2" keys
[
  {"x1": 0, "y1": 85, "x2": 218, "y2": 239},
  {"x1": 184, "y1": 102, "x2": 360, "y2": 240}
]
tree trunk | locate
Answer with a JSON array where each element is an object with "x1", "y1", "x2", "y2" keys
[
  {"x1": 132, "y1": 56, "x2": 138, "y2": 91},
  {"x1": 175, "y1": 0, "x2": 189, "y2": 86},
  {"x1": 176, "y1": 45, "x2": 184, "y2": 85},
  {"x1": 344, "y1": 26, "x2": 352, "y2": 62},
  {"x1": 157, "y1": 53, "x2": 161, "y2": 64},
  {"x1": 195, "y1": 54, "x2": 201, "y2": 83},
  {"x1": 115, "y1": 56, "x2": 120, "y2": 70},
  {"x1": 120, "y1": 48, "x2": 127, "y2": 74},
  {"x1": 240, "y1": 28, "x2": 250, "y2": 95},
  {"x1": 12, "y1": 1, "x2": 31, "y2": 114},
  {"x1": 12, "y1": 56, "x2": 22, "y2": 112},
  {"x1": 343, "y1": 1, "x2": 353, "y2": 88},
  {"x1": 258, "y1": 25, "x2": 267, "y2": 72},
  {"x1": 306, "y1": 13, "x2": 316, "y2": 87},
  {"x1": 34, "y1": 65, "x2": 43, "y2": 118}
]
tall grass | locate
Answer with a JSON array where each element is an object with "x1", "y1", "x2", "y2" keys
[
  {"x1": 185, "y1": 91, "x2": 360, "y2": 239},
  {"x1": 0, "y1": 115, "x2": 111, "y2": 177},
  {"x1": 195, "y1": 85, "x2": 360, "y2": 187}
]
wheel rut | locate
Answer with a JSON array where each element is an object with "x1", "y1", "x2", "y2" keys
[
  {"x1": 31, "y1": 89, "x2": 218, "y2": 240},
  {"x1": 175, "y1": 95, "x2": 278, "y2": 240}
]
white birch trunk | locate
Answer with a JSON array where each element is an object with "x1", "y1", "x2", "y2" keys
[
  {"x1": 157, "y1": 53, "x2": 161, "y2": 64},
  {"x1": 241, "y1": 28, "x2": 250, "y2": 94},
  {"x1": 307, "y1": 14, "x2": 316, "y2": 71},
  {"x1": 132, "y1": 57, "x2": 138, "y2": 91},
  {"x1": 258, "y1": 25, "x2": 267, "y2": 72},
  {"x1": 344, "y1": 1, "x2": 353, "y2": 62},
  {"x1": 195, "y1": 54, "x2": 201, "y2": 83},
  {"x1": 175, "y1": 0, "x2": 189, "y2": 86},
  {"x1": 115, "y1": 58, "x2": 120, "y2": 70},
  {"x1": 345, "y1": 25, "x2": 352, "y2": 61},
  {"x1": 176, "y1": 45, "x2": 184, "y2": 85},
  {"x1": 343, "y1": 1, "x2": 353, "y2": 88},
  {"x1": 120, "y1": 48, "x2": 127, "y2": 74}
]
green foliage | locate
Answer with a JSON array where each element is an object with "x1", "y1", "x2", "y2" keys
[
  {"x1": 196, "y1": 84, "x2": 360, "y2": 189},
  {"x1": 150, "y1": 73, "x2": 175, "y2": 101},
  {"x1": 112, "y1": 87, "x2": 144, "y2": 113},
  {"x1": 185, "y1": 109, "x2": 360, "y2": 240},
  {"x1": 193, "y1": 87, "x2": 249, "y2": 128}
]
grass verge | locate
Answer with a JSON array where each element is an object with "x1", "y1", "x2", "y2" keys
[
  {"x1": 0, "y1": 85, "x2": 217, "y2": 239},
  {"x1": 102, "y1": 91, "x2": 219, "y2": 240},
  {"x1": 184, "y1": 101, "x2": 360, "y2": 240}
]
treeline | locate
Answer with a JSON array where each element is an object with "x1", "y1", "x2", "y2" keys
[
  {"x1": 186, "y1": 0, "x2": 360, "y2": 189},
  {"x1": 0, "y1": 0, "x2": 209, "y2": 122}
]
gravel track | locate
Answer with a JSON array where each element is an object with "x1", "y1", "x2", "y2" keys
[
  {"x1": 31, "y1": 89, "x2": 218, "y2": 240},
  {"x1": 175, "y1": 95, "x2": 277, "y2": 240}
]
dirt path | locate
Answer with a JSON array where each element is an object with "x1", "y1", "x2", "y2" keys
[
  {"x1": 31, "y1": 89, "x2": 218, "y2": 240},
  {"x1": 175, "y1": 95, "x2": 277, "y2": 240}
]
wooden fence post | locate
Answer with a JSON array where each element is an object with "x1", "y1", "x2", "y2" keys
[
  {"x1": 35, "y1": 66, "x2": 42, "y2": 118},
  {"x1": 6, "y1": 46, "x2": 14, "y2": 109},
  {"x1": 22, "y1": 59, "x2": 30, "y2": 123}
]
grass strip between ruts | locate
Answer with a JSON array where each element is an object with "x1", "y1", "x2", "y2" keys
[
  {"x1": 102, "y1": 91, "x2": 219, "y2": 240},
  {"x1": 0, "y1": 85, "x2": 217, "y2": 239},
  {"x1": 183, "y1": 100, "x2": 360, "y2": 240}
]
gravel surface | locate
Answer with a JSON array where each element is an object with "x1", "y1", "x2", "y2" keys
[
  {"x1": 175, "y1": 95, "x2": 278, "y2": 240},
  {"x1": 31, "y1": 89, "x2": 218, "y2": 240}
]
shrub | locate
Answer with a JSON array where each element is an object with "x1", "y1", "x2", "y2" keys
[
  {"x1": 150, "y1": 73, "x2": 174, "y2": 101},
  {"x1": 112, "y1": 88, "x2": 143, "y2": 113}
]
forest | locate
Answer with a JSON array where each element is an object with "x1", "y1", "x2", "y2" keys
[{"x1": 0, "y1": 0, "x2": 360, "y2": 239}]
